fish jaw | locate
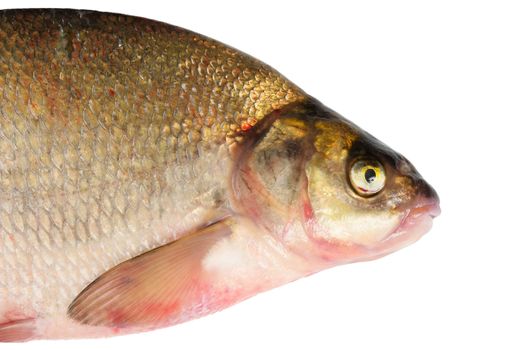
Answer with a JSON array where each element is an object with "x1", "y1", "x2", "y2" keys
[
  {"x1": 290, "y1": 192, "x2": 441, "y2": 266},
  {"x1": 355, "y1": 196, "x2": 441, "y2": 262},
  {"x1": 388, "y1": 198, "x2": 441, "y2": 244}
]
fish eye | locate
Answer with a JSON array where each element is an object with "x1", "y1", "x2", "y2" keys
[{"x1": 349, "y1": 159, "x2": 386, "y2": 196}]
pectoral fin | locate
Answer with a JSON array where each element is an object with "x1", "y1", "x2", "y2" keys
[
  {"x1": 0, "y1": 319, "x2": 36, "y2": 342},
  {"x1": 68, "y1": 221, "x2": 231, "y2": 328}
]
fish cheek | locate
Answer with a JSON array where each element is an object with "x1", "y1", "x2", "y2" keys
[{"x1": 305, "y1": 154, "x2": 402, "y2": 250}]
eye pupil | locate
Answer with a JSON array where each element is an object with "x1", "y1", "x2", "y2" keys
[{"x1": 365, "y1": 168, "x2": 376, "y2": 183}]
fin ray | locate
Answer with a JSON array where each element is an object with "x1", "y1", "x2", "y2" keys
[
  {"x1": 0, "y1": 319, "x2": 36, "y2": 342},
  {"x1": 68, "y1": 222, "x2": 231, "y2": 328}
]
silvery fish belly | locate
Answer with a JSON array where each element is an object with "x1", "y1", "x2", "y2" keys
[{"x1": 0, "y1": 9, "x2": 440, "y2": 342}]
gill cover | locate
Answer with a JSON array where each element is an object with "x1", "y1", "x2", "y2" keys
[{"x1": 232, "y1": 104, "x2": 312, "y2": 233}]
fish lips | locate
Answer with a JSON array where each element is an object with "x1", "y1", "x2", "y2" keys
[{"x1": 380, "y1": 195, "x2": 441, "y2": 251}]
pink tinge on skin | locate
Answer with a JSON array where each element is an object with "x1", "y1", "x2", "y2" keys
[
  {"x1": 379, "y1": 197, "x2": 441, "y2": 251},
  {"x1": 337, "y1": 197, "x2": 441, "y2": 263},
  {"x1": 395, "y1": 198, "x2": 441, "y2": 236},
  {"x1": 0, "y1": 319, "x2": 36, "y2": 342}
]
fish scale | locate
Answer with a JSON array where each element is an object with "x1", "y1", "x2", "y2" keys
[
  {"x1": 0, "y1": 9, "x2": 440, "y2": 342},
  {"x1": 0, "y1": 9, "x2": 302, "y2": 321}
]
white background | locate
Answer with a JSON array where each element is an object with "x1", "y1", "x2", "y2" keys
[{"x1": 2, "y1": 1, "x2": 526, "y2": 349}]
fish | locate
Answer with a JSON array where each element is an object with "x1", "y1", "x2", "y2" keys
[{"x1": 0, "y1": 9, "x2": 440, "y2": 342}]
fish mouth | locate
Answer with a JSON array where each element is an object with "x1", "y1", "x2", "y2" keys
[
  {"x1": 306, "y1": 196, "x2": 441, "y2": 264},
  {"x1": 383, "y1": 197, "x2": 441, "y2": 246}
]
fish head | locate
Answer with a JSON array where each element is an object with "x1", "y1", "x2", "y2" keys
[
  {"x1": 303, "y1": 107, "x2": 440, "y2": 263},
  {"x1": 233, "y1": 101, "x2": 440, "y2": 266}
]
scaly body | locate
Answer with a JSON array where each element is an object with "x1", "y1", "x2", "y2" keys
[
  {"x1": 0, "y1": 9, "x2": 440, "y2": 341},
  {"x1": 0, "y1": 9, "x2": 303, "y2": 337}
]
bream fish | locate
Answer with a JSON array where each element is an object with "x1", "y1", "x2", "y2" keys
[{"x1": 0, "y1": 9, "x2": 440, "y2": 341}]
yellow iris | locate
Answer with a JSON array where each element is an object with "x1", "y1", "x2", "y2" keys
[{"x1": 350, "y1": 160, "x2": 386, "y2": 196}]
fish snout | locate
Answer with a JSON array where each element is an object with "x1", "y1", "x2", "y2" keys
[
  {"x1": 415, "y1": 178, "x2": 440, "y2": 217},
  {"x1": 394, "y1": 156, "x2": 440, "y2": 218}
]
